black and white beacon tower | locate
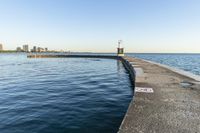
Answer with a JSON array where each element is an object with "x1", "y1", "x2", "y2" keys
[{"x1": 117, "y1": 40, "x2": 124, "y2": 56}]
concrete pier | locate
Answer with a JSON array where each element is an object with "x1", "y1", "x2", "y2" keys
[
  {"x1": 27, "y1": 54, "x2": 200, "y2": 132},
  {"x1": 119, "y1": 56, "x2": 200, "y2": 133},
  {"x1": 27, "y1": 54, "x2": 120, "y2": 59}
]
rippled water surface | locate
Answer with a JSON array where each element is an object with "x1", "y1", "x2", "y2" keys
[
  {"x1": 128, "y1": 53, "x2": 200, "y2": 76},
  {"x1": 0, "y1": 53, "x2": 133, "y2": 133}
]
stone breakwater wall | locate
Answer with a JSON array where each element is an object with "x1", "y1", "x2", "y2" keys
[
  {"x1": 27, "y1": 54, "x2": 120, "y2": 59},
  {"x1": 120, "y1": 57, "x2": 136, "y2": 89}
]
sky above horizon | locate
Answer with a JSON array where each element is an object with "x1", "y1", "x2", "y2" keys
[{"x1": 0, "y1": 0, "x2": 200, "y2": 53}]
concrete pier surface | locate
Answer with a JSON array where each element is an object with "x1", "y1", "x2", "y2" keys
[{"x1": 119, "y1": 56, "x2": 200, "y2": 133}]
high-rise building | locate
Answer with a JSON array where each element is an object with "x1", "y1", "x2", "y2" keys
[
  {"x1": 16, "y1": 47, "x2": 22, "y2": 52},
  {"x1": 31, "y1": 46, "x2": 37, "y2": 52},
  {"x1": 23, "y1": 45, "x2": 29, "y2": 52},
  {"x1": 0, "y1": 44, "x2": 3, "y2": 51}
]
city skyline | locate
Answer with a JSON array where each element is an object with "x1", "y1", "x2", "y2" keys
[{"x1": 0, "y1": 0, "x2": 200, "y2": 53}]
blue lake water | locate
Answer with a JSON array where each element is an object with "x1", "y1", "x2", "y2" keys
[
  {"x1": 128, "y1": 53, "x2": 200, "y2": 76},
  {"x1": 0, "y1": 53, "x2": 133, "y2": 133}
]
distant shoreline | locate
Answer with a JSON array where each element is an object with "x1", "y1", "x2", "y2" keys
[
  {"x1": 1, "y1": 51, "x2": 200, "y2": 55},
  {"x1": 0, "y1": 51, "x2": 66, "y2": 53},
  {"x1": 0, "y1": 50, "x2": 19, "y2": 53}
]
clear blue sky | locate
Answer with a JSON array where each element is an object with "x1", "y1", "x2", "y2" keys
[{"x1": 0, "y1": 0, "x2": 200, "y2": 53}]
